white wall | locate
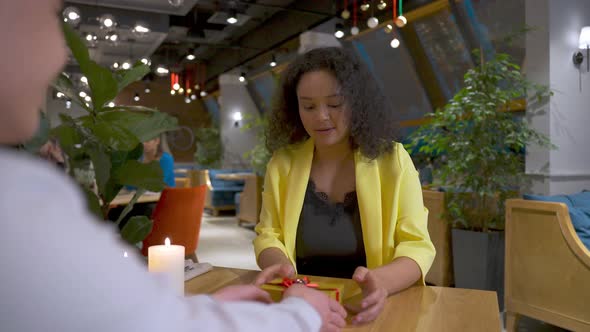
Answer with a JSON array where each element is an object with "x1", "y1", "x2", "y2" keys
[
  {"x1": 218, "y1": 72, "x2": 260, "y2": 169},
  {"x1": 525, "y1": 0, "x2": 590, "y2": 194}
]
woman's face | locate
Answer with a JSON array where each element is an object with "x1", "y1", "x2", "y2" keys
[
  {"x1": 296, "y1": 70, "x2": 351, "y2": 149},
  {"x1": 142, "y1": 137, "x2": 160, "y2": 155},
  {"x1": 0, "y1": 0, "x2": 67, "y2": 144}
]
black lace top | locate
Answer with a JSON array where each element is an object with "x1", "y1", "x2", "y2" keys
[{"x1": 295, "y1": 180, "x2": 366, "y2": 279}]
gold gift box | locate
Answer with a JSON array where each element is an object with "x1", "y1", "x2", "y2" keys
[{"x1": 261, "y1": 277, "x2": 345, "y2": 304}]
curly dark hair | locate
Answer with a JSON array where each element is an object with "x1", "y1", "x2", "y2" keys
[{"x1": 266, "y1": 47, "x2": 399, "y2": 159}]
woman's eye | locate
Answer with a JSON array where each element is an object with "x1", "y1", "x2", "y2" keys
[
  {"x1": 303, "y1": 106, "x2": 315, "y2": 110},
  {"x1": 328, "y1": 104, "x2": 342, "y2": 108}
]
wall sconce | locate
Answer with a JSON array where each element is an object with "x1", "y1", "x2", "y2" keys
[
  {"x1": 232, "y1": 111, "x2": 243, "y2": 128},
  {"x1": 573, "y1": 26, "x2": 590, "y2": 72}
]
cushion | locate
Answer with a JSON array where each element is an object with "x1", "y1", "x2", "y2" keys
[{"x1": 567, "y1": 190, "x2": 590, "y2": 209}]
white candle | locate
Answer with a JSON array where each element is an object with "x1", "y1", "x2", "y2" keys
[{"x1": 148, "y1": 238, "x2": 185, "y2": 295}]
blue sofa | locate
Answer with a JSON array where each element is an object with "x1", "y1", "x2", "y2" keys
[{"x1": 204, "y1": 169, "x2": 250, "y2": 215}]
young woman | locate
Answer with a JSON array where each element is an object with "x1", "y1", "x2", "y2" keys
[
  {"x1": 253, "y1": 47, "x2": 436, "y2": 325},
  {"x1": 142, "y1": 135, "x2": 175, "y2": 187},
  {"x1": 0, "y1": 2, "x2": 346, "y2": 331}
]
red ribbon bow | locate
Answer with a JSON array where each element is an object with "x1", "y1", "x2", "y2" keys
[{"x1": 280, "y1": 277, "x2": 319, "y2": 288}]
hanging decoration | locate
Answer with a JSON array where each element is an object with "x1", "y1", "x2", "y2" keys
[
  {"x1": 341, "y1": 0, "x2": 350, "y2": 19},
  {"x1": 170, "y1": 72, "x2": 179, "y2": 95},
  {"x1": 367, "y1": 0, "x2": 379, "y2": 28},
  {"x1": 394, "y1": 0, "x2": 406, "y2": 28},
  {"x1": 351, "y1": 0, "x2": 359, "y2": 35},
  {"x1": 360, "y1": 0, "x2": 370, "y2": 11}
]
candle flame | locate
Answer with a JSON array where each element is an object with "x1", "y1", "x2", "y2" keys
[{"x1": 165, "y1": 237, "x2": 171, "y2": 247}]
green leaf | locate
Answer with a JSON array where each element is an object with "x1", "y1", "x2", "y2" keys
[
  {"x1": 22, "y1": 112, "x2": 50, "y2": 152},
  {"x1": 117, "y1": 64, "x2": 150, "y2": 94},
  {"x1": 113, "y1": 160, "x2": 164, "y2": 192},
  {"x1": 51, "y1": 73, "x2": 92, "y2": 112},
  {"x1": 120, "y1": 215, "x2": 153, "y2": 244},
  {"x1": 88, "y1": 120, "x2": 140, "y2": 151},
  {"x1": 115, "y1": 188, "x2": 146, "y2": 224},
  {"x1": 98, "y1": 110, "x2": 179, "y2": 142},
  {"x1": 83, "y1": 188, "x2": 103, "y2": 220},
  {"x1": 103, "y1": 181, "x2": 124, "y2": 205},
  {"x1": 88, "y1": 147, "x2": 111, "y2": 194},
  {"x1": 51, "y1": 124, "x2": 81, "y2": 155},
  {"x1": 86, "y1": 61, "x2": 118, "y2": 110},
  {"x1": 62, "y1": 23, "x2": 90, "y2": 67}
]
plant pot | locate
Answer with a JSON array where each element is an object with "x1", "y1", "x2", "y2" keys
[{"x1": 451, "y1": 228, "x2": 505, "y2": 311}]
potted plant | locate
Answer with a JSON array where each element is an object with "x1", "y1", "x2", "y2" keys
[
  {"x1": 242, "y1": 114, "x2": 271, "y2": 176},
  {"x1": 194, "y1": 126, "x2": 224, "y2": 169},
  {"x1": 406, "y1": 50, "x2": 553, "y2": 307},
  {"x1": 51, "y1": 24, "x2": 178, "y2": 244}
]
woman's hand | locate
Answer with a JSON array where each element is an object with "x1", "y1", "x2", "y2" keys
[
  {"x1": 212, "y1": 285, "x2": 273, "y2": 303},
  {"x1": 348, "y1": 267, "x2": 388, "y2": 325},
  {"x1": 253, "y1": 263, "x2": 295, "y2": 286},
  {"x1": 284, "y1": 284, "x2": 347, "y2": 332}
]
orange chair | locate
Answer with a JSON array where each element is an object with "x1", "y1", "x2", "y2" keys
[{"x1": 142, "y1": 185, "x2": 207, "y2": 258}]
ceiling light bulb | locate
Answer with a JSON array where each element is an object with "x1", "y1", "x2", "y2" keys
[
  {"x1": 390, "y1": 38, "x2": 400, "y2": 48},
  {"x1": 134, "y1": 93, "x2": 140, "y2": 102},
  {"x1": 395, "y1": 15, "x2": 407, "y2": 28},
  {"x1": 173, "y1": 83, "x2": 180, "y2": 90},
  {"x1": 377, "y1": 1, "x2": 387, "y2": 10},
  {"x1": 232, "y1": 112, "x2": 243, "y2": 121},
  {"x1": 121, "y1": 62, "x2": 131, "y2": 70},
  {"x1": 107, "y1": 102, "x2": 115, "y2": 107},
  {"x1": 227, "y1": 10, "x2": 238, "y2": 24},
  {"x1": 170, "y1": 89, "x2": 176, "y2": 95},
  {"x1": 239, "y1": 73, "x2": 246, "y2": 82},
  {"x1": 341, "y1": 9, "x2": 351, "y2": 19},
  {"x1": 80, "y1": 76, "x2": 88, "y2": 84},
  {"x1": 145, "y1": 87, "x2": 151, "y2": 94},
  {"x1": 56, "y1": 92, "x2": 65, "y2": 98},
  {"x1": 384, "y1": 24, "x2": 393, "y2": 33},
  {"x1": 194, "y1": 84, "x2": 200, "y2": 90},
  {"x1": 168, "y1": 0, "x2": 184, "y2": 7},
  {"x1": 335, "y1": 23, "x2": 345, "y2": 39},
  {"x1": 367, "y1": 17, "x2": 379, "y2": 29},
  {"x1": 63, "y1": 7, "x2": 81, "y2": 26},
  {"x1": 200, "y1": 91, "x2": 207, "y2": 97},
  {"x1": 156, "y1": 66, "x2": 169, "y2": 75},
  {"x1": 112, "y1": 62, "x2": 120, "y2": 69},
  {"x1": 187, "y1": 88, "x2": 192, "y2": 94},
  {"x1": 191, "y1": 94, "x2": 197, "y2": 100},
  {"x1": 186, "y1": 54, "x2": 196, "y2": 61},
  {"x1": 185, "y1": 97, "x2": 191, "y2": 103},
  {"x1": 360, "y1": 2, "x2": 370, "y2": 11},
  {"x1": 140, "y1": 58, "x2": 151, "y2": 65},
  {"x1": 351, "y1": 26, "x2": 359, "y2": 35},
  {"x1": 85, "y1": 33, "x2": 93, "y2": 41},
  {"x1": 66, "y1": 100, "x2": 72, "y2": 109},
  {"x1": 132, "y1": 22, "x2": 150, "y2": 37},
  {"x1": 84, "y1": 95, "x2": 91, "y2": 102},
  {"x1": 100, "y1": 14, "x2": 116, "y2": 29},
  {"x1": 270, "y1": 61, "x2": 277, "y2": 67},
  {"x1": 79, "y1": 91, "x2": 87, "y2": 98},
  {"x1": 178, "y1": 88, "x2": 184, "y2": 94}
]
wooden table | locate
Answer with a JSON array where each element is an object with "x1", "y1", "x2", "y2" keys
[
  {"x1": 215, "y1": 173, "x2": 254, "y2": 181},
  {"x1": 110, "y1": 192, "x2": 161, "y2": 206},
  {"x1": 185, "y1": 267, "x2": 501, "y2": 331}
]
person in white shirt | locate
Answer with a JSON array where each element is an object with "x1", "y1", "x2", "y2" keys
[{"x1": 0, "y1": 1, "x2": 347, "y2": 331}]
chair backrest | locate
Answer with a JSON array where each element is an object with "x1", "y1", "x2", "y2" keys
[
  {"x1": 175, "y1": 177, "x2": 190, "y2": 188},
  {"x1": 141, "y1": 185, "x2": 207, "y2": 256}
]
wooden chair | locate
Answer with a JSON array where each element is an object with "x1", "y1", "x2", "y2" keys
[
  {"x1": 237, "y1": 174, "x2": 263, "y2": 225},
  {"x1": 423, "y1": 189, "x2": 454, "y2": 287},
  {"x1": 175, "y1": 177, "x2": 190, "y2": 188},
  {"x1": 505, "y1": 199, "x2": 590, "y2": 332},
  {"x1": 142, "y1": 186, "x2": 207, "y2": 262}
]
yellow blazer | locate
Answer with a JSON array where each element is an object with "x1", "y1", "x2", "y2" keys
[{"x1": 254, "y1": 139, "x2": 435, "y2": 283}]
